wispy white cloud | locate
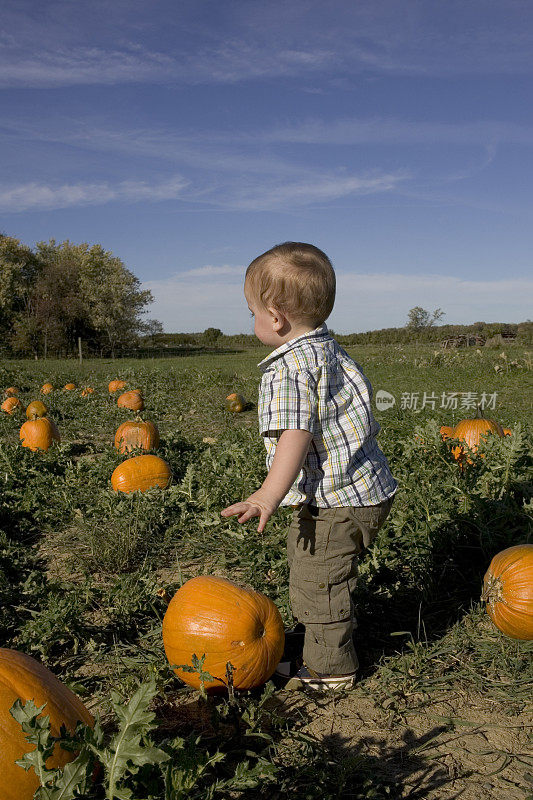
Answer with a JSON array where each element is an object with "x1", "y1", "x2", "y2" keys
[
  {"x1": 1, "y1": 0, "x2": 532, "y2": 88},
  {"x1": 0, "y1": 46, "x2": 176, "y2": 88},
  {"x1": 182, "y1": 265, "x2": 245, "y2": 277},
  {"x1": 224, "y1": 173, "x2": 404, "y2": 210},
  {"x1": 0, "y1": 176, "x2": 188, "y2": 212},
  {"x1": 144, "y1": 269, "x2": 533, "y2": 333},
  {"x1": 256, "y1": 118, "x2": 533, "y2": 148}
]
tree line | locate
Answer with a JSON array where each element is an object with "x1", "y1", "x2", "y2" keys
[{"x1": 0, "y1": 234, "x2": 160, "y2": 358}]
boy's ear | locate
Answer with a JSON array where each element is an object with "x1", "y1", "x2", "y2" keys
[{"x1": 268, "y1": 306, "x2": 286, "y2": 332}]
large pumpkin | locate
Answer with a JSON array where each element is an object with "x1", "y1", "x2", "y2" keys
[
  {"x1": 482, "y1": 544, "x2": 533, "y2": 640},
  {"x1": 446, "y1": 410, "x2": 504, "y2": 463},
  {"x1": 162, "y1": 576, "x2": 285, "y2": 692},
  {"x1": 226, "y1": 393, "x2": 246, "y2": 413},
  {"x1": 20, "y1": 418, "x2": 60, "y2": 452},
  {"x1": 117, "y1": 390, "x2": 144, "y2": 412},
  {"x1": 26, "y1": 400, "x2": 47, "y2": 419},
  {"x1": 40, "y1": 383, "x2": 54, "y2": 395},
  {"x1": 1, "y1": 397, "x2": 22, "y2": 415},
  {"x1": 0, "y1": 648, "x2": 93, "y2": 800},
  {"x1": 115, "y1": 420, "x2": 160, "y2": 454},
  {"x1": 111, "y1": 454, "x2": 170, "y2": 493},
  {"x1": 108, "y1": 379, "x2": 127, "y2": 393}
]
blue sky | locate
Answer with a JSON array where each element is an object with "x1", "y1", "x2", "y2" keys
[{"x1": 1, "y1": 0, "x2": 532, "y2": 333}]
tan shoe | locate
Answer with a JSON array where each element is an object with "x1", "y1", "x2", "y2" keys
[{"x1": 283, "y1": 665, "x2": 356, "y2": 691}]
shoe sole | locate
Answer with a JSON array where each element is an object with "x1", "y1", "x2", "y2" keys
[{"x1": 283, "y1": 674, "x2": 356, "y2": 691}]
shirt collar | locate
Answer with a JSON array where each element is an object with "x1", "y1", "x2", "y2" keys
[{"x1": 258, "y1": 324, "x2": 330, "y2": 371}]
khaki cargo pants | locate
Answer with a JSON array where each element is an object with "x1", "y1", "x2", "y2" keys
[{"x1": 287, "y1": 497, "x2": 394, "y2": 675}]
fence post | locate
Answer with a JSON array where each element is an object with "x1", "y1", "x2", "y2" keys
[{"x1": 78, "y1": 337, "x2": 82, "y2": 365}]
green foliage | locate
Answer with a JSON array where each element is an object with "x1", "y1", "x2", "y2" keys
[
  {"x1": 1, "y1": 350, "x2": 532, "y2": 798},
  {"x1": 406, "y1": 306, "x2": 445, "y2": 329},
  {"x1": 0, "y1": 235, "x2": 155, "y2": 358}
]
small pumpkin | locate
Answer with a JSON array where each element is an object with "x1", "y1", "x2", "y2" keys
[
  {"x1": 162, "y1": 576, "x2": 285, "y2": 692},
  {"x1": 117, "y1": 390, "x2": 144, "y2": 412},
  {"x1": 482, "y1": 544, "x2": 533, "y2": 640},
  {"x1": 111, "y1": 454, "x2": 170, "y2": 493},
  {"x1": 226, "y1": 392, "x2": 246, "y2": 413},
  {"x1": 63, "y1": 383, "x2": 76, "y2": 391},
  {"x1": 1, "y1": 397, "x2": 22, "y2": 415},
  {"x1": 115, "y1": 419, "x2": 160, "y2": 454},
  {"x1": 0, "y1": 648, "x2": 93, "y2": 800},
  {"x1": 502, "y1": 427, "x2": 512, "y2": 437},
  {"x1": 81, "y1": 387, "x2": 94, "y2": 397},
  {"x1": 4, "y1": 387, "x2": 19, "y2": 397},
  {"x1": 41, "y1": 383, "x2": 54, "y2": 395},
  {"x1": 20, "y1": 417, "x2": 60, "y2": 452},
  {"x1": 26, "y1": 400, "x2": 48, "y2": 419},
  {"x1": 440, "y1": 425, "x2": 454, "y2": 441},
  {"x1": 108, "y1": 379, "x2": 127, "y2": 393}
]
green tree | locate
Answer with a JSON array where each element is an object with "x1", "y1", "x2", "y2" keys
[
  {"x1": 0, "y1": 234, "x2": 41, "y2": 353},
  {"x1": 406, "y1": 306, "x2": 445, "y2": 329}
]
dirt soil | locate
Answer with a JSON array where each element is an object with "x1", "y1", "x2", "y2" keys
[{"x1": 272, "y1": 687, "x2": 533, "y2": 799}]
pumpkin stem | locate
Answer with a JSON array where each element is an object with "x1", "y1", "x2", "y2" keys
[
  {"x1": 474, "y1": 404, "x2": 485, "y2": 420},
  {"x1": 157, "y1": 588, "x2": 172, "y2": 605}
]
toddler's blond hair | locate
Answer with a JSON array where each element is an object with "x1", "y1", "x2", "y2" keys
[{"x1": 245, "y1": 242, "x2": 335, "y2": 326}]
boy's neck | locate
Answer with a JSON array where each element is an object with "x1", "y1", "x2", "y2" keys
[{"x1": 273, "y1": 320, "x2": 320, "y2": 347}]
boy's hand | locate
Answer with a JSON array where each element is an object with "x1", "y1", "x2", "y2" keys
[{"x1": 221, "y1": 490, "x2": 278, "y2": 533}]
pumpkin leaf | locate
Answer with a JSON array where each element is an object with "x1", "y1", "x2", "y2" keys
[
  {"x1": 100, "y1": 679, "x2": 169, "y2": 799},
  {"x1": 36, "y1": 752, "x2": 92, "y2": 800},
  {"x1": 11, "y1": 699, "x2": 57, "y2": 785}
]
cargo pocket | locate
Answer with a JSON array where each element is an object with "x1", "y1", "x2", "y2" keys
[{"x1": 290, "y1": 560, "x2": 356, "y2": 624}]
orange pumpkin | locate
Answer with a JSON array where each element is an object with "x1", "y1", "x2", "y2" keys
[
  {"x1": 226, "y1": 393, "x2": 246, "y2": 413},
  {"x1": 162, "y1": 576, "x2": 285, "y2": 692},
  {"x1": 0, "y1": 648, "x2": 93, "y2": 800},
  {"x1": 4, "y1": 387, "x2": 19, "y2": 397},
  {"x1": 108, "y1": 379, "x2": 127, "y2": 393},
  {"x1": 440, "y1": 425, "x2": 454, "y2": 441},
  {"x1": 111, "y1": 454, "x2": 170, "y2": 493},
  {"x1": 115, "y1": 420, "x2": 160, "y2": 454},
  {"x1": 26, "y1": 400, "x2": 47, "y2": 419},
  {"x1": 1, "y1": 397, "x2": 22, "y2": 415},
  {"x1": 63, "y1": 383, "x2": 76, "y2": 391},
  {"x1": 448, "y1": 410, "x2": 504, "y2": 463},
  {"x1": 41, "y1": 383, "x2": 54, "y2": 395},
  {"x1": 20, "y1": 418, "x2": 60, "y2": 452},
  {"x1": 502, "y1": 427, "x2": 512, "y2": 437},
  {"x1": 482, "y1": 544, "x2": 533, "y2": 640},
  {"x1": 81, "y1": 387, "x2": 94, "y2": 397},
  {"x1": 117, "y1": 390, "x2": 144, "y2": 412}
]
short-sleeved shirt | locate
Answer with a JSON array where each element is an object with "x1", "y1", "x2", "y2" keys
[{"x1": 257, "y1": 324, "x2": 397, "y2": 508}]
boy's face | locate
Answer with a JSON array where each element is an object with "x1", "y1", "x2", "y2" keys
[{"x1": 244, "y1": 284, "x2": 281, "y2": 347}]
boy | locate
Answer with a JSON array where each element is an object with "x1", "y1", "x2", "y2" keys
[{"x1": 221, "y1": 242, "x2": 397, "y2": 690}]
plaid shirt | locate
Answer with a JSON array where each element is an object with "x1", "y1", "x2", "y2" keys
[{"x1": 257, "y1": 325, "x2": 397, "y2": 508}]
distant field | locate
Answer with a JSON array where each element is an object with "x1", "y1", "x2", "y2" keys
[{"x1": 0, "y1": 343, "x2": 531, "y2": 799}]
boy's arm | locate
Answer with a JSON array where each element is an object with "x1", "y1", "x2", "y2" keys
[{"x1": 221, "y1": 428, "x2": 313, "y2": 532}]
